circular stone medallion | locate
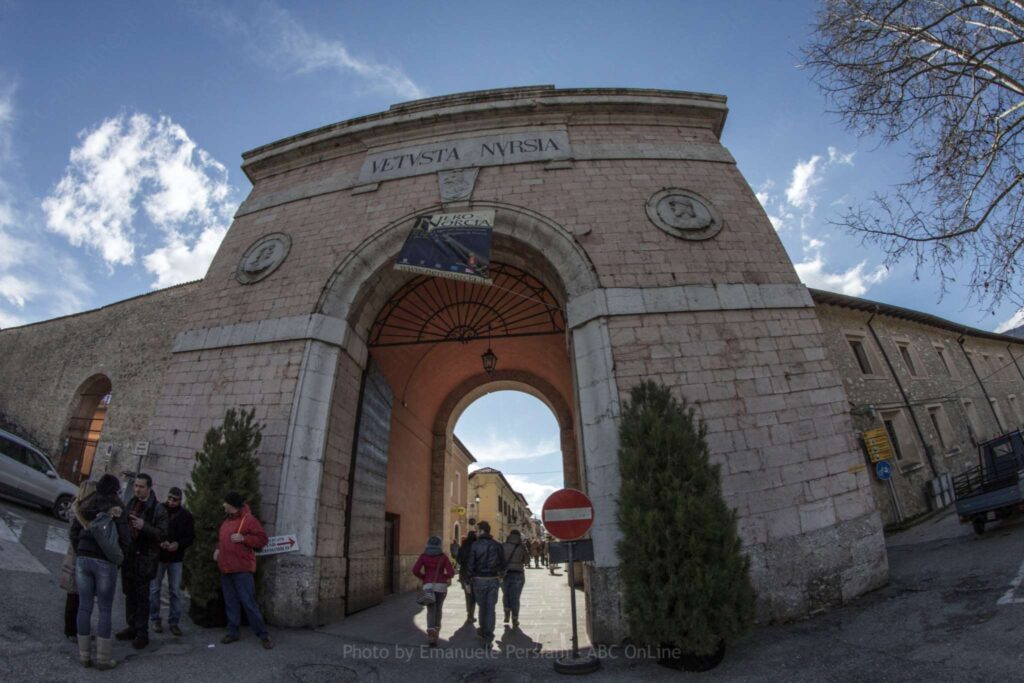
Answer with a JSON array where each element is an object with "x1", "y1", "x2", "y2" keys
[
  {"x1": 645, "y1": 189, "x2": 723, "y2": 240},
  {"x1": 236, "y1": 232, "x2": 291, "y2": 284}
]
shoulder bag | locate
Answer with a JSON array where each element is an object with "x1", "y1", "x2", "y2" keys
[
  {"x1": 89, "y1": 512, "x2": 124, "y2": 567},
  {"x1": 417, "y1": 560, "x2": 444, "y2": 606}
]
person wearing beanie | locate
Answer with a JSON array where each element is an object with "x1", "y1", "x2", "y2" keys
[
  {"x1": 69, "y1": 474, "x2": 130, "y2": 670},
  {"x1": 149, "y1": 485, "x2": 194, "y2": 636},
  {"x1": 215, "y1": 492, "x2": 272, "y2": 649},
  {"x1": 411, "y1": 535, "x2": 455, "y2": 646}
]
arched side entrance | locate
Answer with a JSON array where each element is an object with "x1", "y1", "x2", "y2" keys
[{"x1": 59, "y1": 374, "x2": 112, "y2": 483}]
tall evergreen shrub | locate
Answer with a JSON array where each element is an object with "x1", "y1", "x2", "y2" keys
[
  {"x1": 617, "y1": 381, "x2": 755, "y2": 655},
  {"x1": 183, "y1": 408, "x2": 264, "y2": 611}
]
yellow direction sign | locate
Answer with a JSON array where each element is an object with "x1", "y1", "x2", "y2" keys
[{"x1": 863, "y1": 427, "x2": 894, "y2": 463}]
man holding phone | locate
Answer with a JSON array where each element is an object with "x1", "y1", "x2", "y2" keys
[{"x1": 114, "y1": 473, "x2": 168, "y2": 650}]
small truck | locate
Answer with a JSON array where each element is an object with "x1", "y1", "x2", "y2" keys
[{"x1": 953, "y1": 430, "x2": 1024, "y2": 535}]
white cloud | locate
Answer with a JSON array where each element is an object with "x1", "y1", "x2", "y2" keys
[
  {"x1": 459, "y1": 431, "x2": 559, "y2": 463},
  {"x1": 786, "y1": 155, "x2": 823, "y2": 209},
  {"x1": 42, "y1": 112, "x2": 237, "y2": 287},
  {"x1": 143, "y1": 225, "x2": 226, "y2": 288},
  {"x1": 828, "y1": 146, "x2": 855, "y2": 166},
  {"x1": 755, "y1": 179, "x2": 792, "y2": 232},
  {"x1": 211, "y1": 2, "x2": 424, "y2": 101},
  {"x1": 0, "y1": 274, "x2": 34, "y2": 308},
  {"x1": 794, "y1": 236, "x2": 888, "y2": 296},
  {"x1": 501, "y1": 474, "x2": 558, "y2": 519},
  {"x1": 996, "y1": 308, "x2": 1024, "y2": 334}
]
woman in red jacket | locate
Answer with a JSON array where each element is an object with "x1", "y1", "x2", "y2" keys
[
  {"x1": 411, "y1": 536, "x2": 455, "y2": 646},
  {"x1": 213, "y1": 491, "x2": 272, "y2": 649}
]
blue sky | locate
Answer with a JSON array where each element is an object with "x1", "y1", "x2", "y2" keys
[{"x1": 1, "y1": 1, "x2": 1020, "y2": 504}]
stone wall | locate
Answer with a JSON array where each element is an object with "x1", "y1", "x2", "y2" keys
[{"x1": 0, "y1": 281, "x2": 200, "y2": 475}]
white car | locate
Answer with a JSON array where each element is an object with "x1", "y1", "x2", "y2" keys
[{"x1": 0, "y1": 428, "x2": 78, "y2": 521}]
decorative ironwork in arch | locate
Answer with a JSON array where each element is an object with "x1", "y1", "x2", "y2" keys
[{"x1": 369, "y1": 262, "x2": 564, "y2": 347}]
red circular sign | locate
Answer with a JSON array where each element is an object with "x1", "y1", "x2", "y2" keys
[{"x1": 542, "y1": 488, "x2": 594, "y2": 541}]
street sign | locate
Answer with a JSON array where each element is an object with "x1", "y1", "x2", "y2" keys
[
  {"x1": 132, "y1": 441, "x2": 150, "y2": 456},
  {"x1": 875, "y1": 461, "x2": 893, "y2": 481},
  {"x1": 548, "y1": 539, "x2": 594, "y2": 564},
  {"x1": 542, "y1": 488, "x2": 594, "y2": 541},
  {"x1": 255, "y1": 534, "x2": 299, "y2": 556},
  {"x1": 863, "y1": 428, "x2": 894, "y2": 463}
]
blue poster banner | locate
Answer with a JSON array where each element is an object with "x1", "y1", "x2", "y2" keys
[{"x1": 395, "y1": 210, "x2": 494, "y2": 284}]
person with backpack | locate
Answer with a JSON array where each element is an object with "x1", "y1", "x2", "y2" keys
[
  {"x1": 214, "y1": 491, "x2": 273, "y2": 649},
  {"x1": 69, "y1": 474, "x2": 130, "y2": 670},
  {"x1": 411, "y1": 536, "x2": 455, "y2": 646},
  {"x1": 465, "y1": 521, "x2": 505, "y2": 648},
  {"x1": 501, "y1": 529, "x2": 529, "y2": 628}
]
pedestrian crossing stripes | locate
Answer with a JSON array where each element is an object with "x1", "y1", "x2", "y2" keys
[{"x1": 0, "y1": 516, "x2": 48, "y2": 574}]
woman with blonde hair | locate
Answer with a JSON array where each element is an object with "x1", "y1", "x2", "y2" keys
[{"x1": 61, "y1": 479, "x2": 96, "y2": 639}]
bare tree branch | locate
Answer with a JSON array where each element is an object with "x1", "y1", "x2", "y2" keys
[{"x1": 805, "y1": 0, "x2": 1024, "y2": 309}]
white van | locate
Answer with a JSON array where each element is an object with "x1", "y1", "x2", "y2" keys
[{"x1": 0, "y1": 428, "x2": 78, "y2": 520}]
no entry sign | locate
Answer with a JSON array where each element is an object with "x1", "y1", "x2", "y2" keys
[{"x1": 542, "y1": 488, "x2": 594, "y2": 541}]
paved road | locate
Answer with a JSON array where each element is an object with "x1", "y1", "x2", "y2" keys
[{"x1": 2, "y1": 495, "x2": 1024, "y2": 681}]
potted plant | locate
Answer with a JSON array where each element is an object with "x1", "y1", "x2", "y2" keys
[
  {"x1": 617, "y1": 381, "x2": 755, "y2": 671},
  {"x1": 183, "y1": 408, "x2": 264, "y2": 628}
]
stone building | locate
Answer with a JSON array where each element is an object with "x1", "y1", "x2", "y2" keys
[
  {"x1": 444, "y1": 436, "x2": 475, "y2": 555},
  {"x1": 468, "y1": 467, "x2": 530, "y2": 544},
  {"x1": 0, "y1": 86, "x2": 892, "y2": 641},
  {"x1": 812, "y1": 289, "x2": 1024, "y2": 526}
]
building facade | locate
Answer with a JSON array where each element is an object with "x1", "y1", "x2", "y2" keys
[
  {"x1": 813, "y1": 290, "x2": 1024, "y2": 526},
  {"x1": 0, "y1": 87, "x2": 895, "y2": 641}
]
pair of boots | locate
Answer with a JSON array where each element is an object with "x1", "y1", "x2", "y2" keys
[{"x1": 77, "y1": 635, "x2": 117, "y2": 670}]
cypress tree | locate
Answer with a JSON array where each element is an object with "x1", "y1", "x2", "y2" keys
[
  {"x1": 617, "y1": 381, "x2": 755, "y2": 657},
  {"x1": 183, "y1": 408, "x2": 263, "y2": 618}
]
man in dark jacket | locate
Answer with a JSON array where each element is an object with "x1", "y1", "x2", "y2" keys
[
  {"x1": 149, "y1": 486, "x2": 193, "y2": 636},
  {"x1": 465, "y1": 520, "x2": 505, "y2": 647},
  {"x1": 114, "y1": 473, "x2": 168, "y2": 649}
]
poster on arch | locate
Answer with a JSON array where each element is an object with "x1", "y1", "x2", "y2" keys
[{"x1": 394, "y1": 210, "x2": 494, "y2": 284}]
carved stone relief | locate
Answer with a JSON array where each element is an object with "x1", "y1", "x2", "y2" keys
[
  {"x1": 645, "y1": 188, "x2": 723, "y2": 240},
  {"x1": 236, "y1": 232, "x2": 292, "y2": 284},
  {"x1": 438, "y1": 168, "x2": 480, "y2": 203}
]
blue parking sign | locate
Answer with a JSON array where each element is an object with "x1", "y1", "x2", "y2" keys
[{"x1": 875, "y1": 460, "x2": 893, "y2": 481}]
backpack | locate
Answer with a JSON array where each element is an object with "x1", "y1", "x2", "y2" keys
[{"x1": 89, "y1": 512, "x2": 124, "y2": 567}]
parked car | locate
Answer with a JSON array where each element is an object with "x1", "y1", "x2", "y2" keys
[{"x1": 0, "y1": 428, "x2": 77, "y2": 521}]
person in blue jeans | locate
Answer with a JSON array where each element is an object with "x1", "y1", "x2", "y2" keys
[
  {"x1": 149, "y1": 487, "x2": 194, "y2": 636},
  {"x1": 69, "y1": 474, "x2": 130, "y2": 670},
  {"x1": 215, "y1": 492, "x2": 272, "y2": 649},
  {"x1": 465, "y1": 520, "x2": 505, "y2": 648},
  {"x1": 501, "y1": 529, "x2": 529, "y2": 628}
]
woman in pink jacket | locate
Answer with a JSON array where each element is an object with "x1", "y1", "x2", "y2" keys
[{"x1": 411, "y1": 536, "x2": 455, "y2": 646}]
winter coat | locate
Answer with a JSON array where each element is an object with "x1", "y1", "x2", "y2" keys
[
  {"x1": 502, "y1": 531, "x2": 529, "y2": 573},
  {"x1": 123, "y1": 492, "x2": 169, "y2": 581},
  {"x1": 157, "y1": 505, "x2": 195, "y2": 564},
  {"x1": 456, "y1": 540, "x2": 475, "y2": 584},
  {"x1": 466, "y1": 533, "x2": 505, "y2": 578},
  {"x1": 69, "y1": 493, "x2": 130, "y2": 564},
  {"x1": 216, "y1": 504, "x2": 268, "y2": 575},
  {"x1": 412, "y1": 553, "x2": 455, "y2": 593}
]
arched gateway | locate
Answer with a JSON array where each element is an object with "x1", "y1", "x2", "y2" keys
[{"x1": 148, "y1": 87, "x2": 888, "y2": 643}]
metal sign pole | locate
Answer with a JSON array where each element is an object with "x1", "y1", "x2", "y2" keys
[
  {"x1": 568, "y1": 540, "x2": 578, "y2": 659},
  {"x1": 553, "y1": 539, "x2": 599, "y2": 675}
]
